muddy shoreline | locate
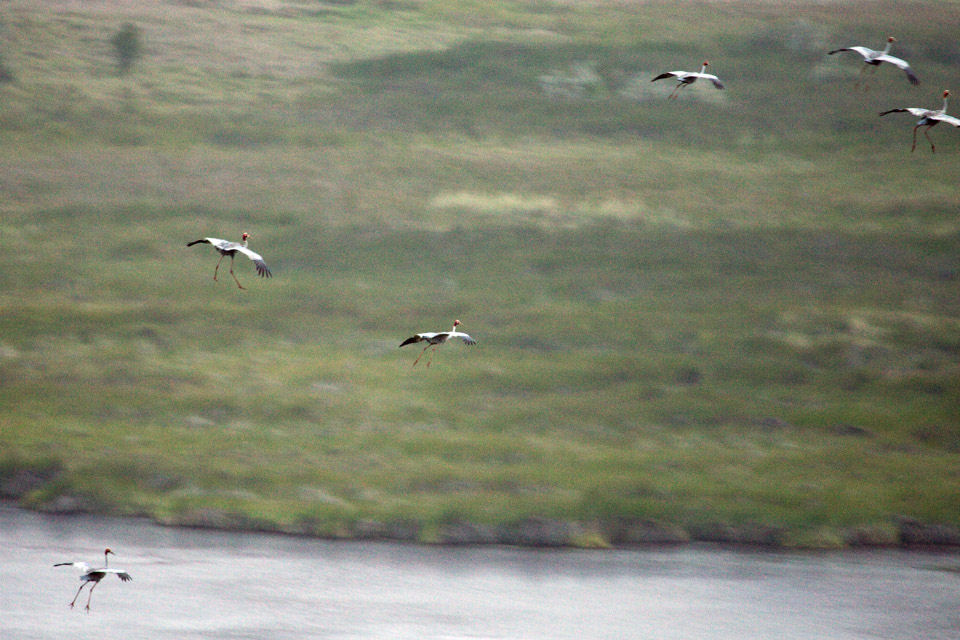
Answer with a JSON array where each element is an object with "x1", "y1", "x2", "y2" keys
[{"x1": 11, "y1": 498, "x2": 960, "y2": 551}]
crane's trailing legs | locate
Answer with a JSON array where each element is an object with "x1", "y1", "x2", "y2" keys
[
  {"x1": 65, "y1": 579, "x2": 99, "y2": 612},
  {"x1": 67, "y1": 582, "x2": 88, "y2": 609},
  {"x1": 856, "y1": 65, "x2": 879, "y2": 91},
  {"x1": 227, "y1": 255, "x2": 245, "y2": 289},
  {"x1": 912, "y1": 124, "x2": 936, "y2": 152},
  {"x1": 412, "y1": 344, "x2": 436, "y2": 367},
  {"x1": 84, "y1": 581, "x2": 99, "y2": 612},
  {"x1": 213, "y1": 253, "x2": 246, "y2": 289}
]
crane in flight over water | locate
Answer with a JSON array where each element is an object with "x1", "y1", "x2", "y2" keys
[
  {"x1": 187, "y1": 232, "x2": 272, "y2": 289},
  {"x1": 880, "y1": 89, "x2": 960, "y2": 152},
  {"x1": 399, "y1": 319, "x2": 477, "y2": 367},
  {"x1": 54, "y1": 548, "x2": 132, "y2": 612}
]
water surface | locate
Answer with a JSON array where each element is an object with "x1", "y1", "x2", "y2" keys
[{"x1": 3, "y1": 506, "x2": 958, "y2": 639}]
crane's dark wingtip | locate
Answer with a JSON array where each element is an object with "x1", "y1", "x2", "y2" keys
[
  {"x1": 186, "y1": 239, "x2": 206, "y2": 247},
  {"x1": 651, "y1": 72, "x2": 673, "y2": 82},
  {"x1": 399, "y1": 336, "x2": 418, "y2": 348}
]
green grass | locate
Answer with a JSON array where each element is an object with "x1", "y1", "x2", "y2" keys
[{"x1": 1, "y1": 0, "x2": 959, "y2": 547}]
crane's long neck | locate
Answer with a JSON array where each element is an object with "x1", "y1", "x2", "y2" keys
[
  {"x1": 104, "y1": 552, "x2": 109, "y2": 568},
  {"x1": 698, "y1": 63, "x2": 708, "y2": 74},
  {"x1": 881, "y1": 40, "x2": 893, "y2": 55},
  {"x1": 942, "y1": 94, "x2": 950, "y2": 114}
]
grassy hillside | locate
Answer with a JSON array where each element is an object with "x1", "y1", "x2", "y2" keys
[{"x1": 1, "y1": 0, "x2": 959, "y2": 547}]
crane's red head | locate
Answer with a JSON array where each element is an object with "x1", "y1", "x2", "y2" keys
[
  {"x1": 453, "y1": 319, "x2": 462, "y2": 327},
  {"x1": 944, "y1": 90, "x2": 951, "y2": 98},
  {"x1": 104, "y1": 548, "x2": 114, "y2": 556},
  {"x1": 887, "y1": 36, "x2": 897, "y2": 43},
  {"x1": 702, "y1": 60, "x2": 710, "y2": 66},
  {"x1": 241, "y1": 232, "x2": 250, "y2": 241}
]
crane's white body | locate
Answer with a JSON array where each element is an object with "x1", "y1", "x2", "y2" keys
[
  {"x1": 652, "y1": 62, "x2": 725, "y2": 98},
  {"x1": 828, "y1": 37, "x2": 919, "y2": 85},
  {"x1": 58, "y1": 562, "x2": 133, "y2": 583},
  {"x1": 400, "y1": 320, "x2": 477, "y2": 367},
  {"x1": 187, "y1": 233, "x2": 272, "y2": 289},
  {"x1": 55, "y1": 549, "x2": 132, "y2": 611},
  {"x1": 880, "y1": 90, "x2": 960, "y2": 152}
]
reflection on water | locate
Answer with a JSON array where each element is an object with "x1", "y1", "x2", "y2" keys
[{"x1": 2, "y1": 505, "x2": 959, "y2": 639}]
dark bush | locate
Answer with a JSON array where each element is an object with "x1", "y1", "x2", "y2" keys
[
  {"x1": 0, "y1": 54, "x2": 13, "y2": 83},
  {"x1": 110, "y1": 23, "x2": 142, "y2": 75}
]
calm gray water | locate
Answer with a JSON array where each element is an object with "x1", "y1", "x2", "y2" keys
[{"x1": 2, "y1": 505, "x2": 958, "y2": 639}]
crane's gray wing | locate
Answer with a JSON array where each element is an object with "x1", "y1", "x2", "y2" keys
[
  {"x1": 827, "y1": 46, "x2": 874, "y2": 59},
  {"x1": 875, "y1": 54, "x2": 919, "y2": 84},
  {"x1": 234, "y1": 246, "x2": 272, "y2": 277},
  {"x1": 930, "y1": 114, "x2": 960, "y2": 127},
  {"x1": 106, "y1": 569, "x2": 133, "y2": 582},
  {"x1": 699, "y1": 73, "x2": 724, "y2": 89}
]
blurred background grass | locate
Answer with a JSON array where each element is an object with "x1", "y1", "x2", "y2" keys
[{"x1": 1, "y1": 0, "x2": 958, "y2": 547}]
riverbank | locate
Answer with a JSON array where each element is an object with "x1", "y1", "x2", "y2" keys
[
  {"x1": 7, "y1": 497, "x2": 960, "y2": 551},
  {"x1": 163, "y1": 509, "x2": 960, "y2": 550}
]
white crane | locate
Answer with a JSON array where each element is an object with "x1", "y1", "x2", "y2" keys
[
  {"x1": 880, "y1": 89, "x2": 960, "y2": 152},
  {"x1": 187, "y1": 232, "x2": 272, "y2": 289},
  {"x1": 828, "y1": 36, "x2": 919, "y2": 86},
  {"x1": 54, "y1": 548, "x2": 132, "y2": 612},
  {"x1": 399, "y1": 319, "x2": 477, "y2": 367},
  {"x1": 651, "y1": 61, "x2": 725, "y2": 99}
]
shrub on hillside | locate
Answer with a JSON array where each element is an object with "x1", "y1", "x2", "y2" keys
[
  {"x1": 110, "y1": 22, "x2": 142, "y2": 75},
  {"x1": 0, "y1": 54, "x2": 13, "y2": 83}
]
